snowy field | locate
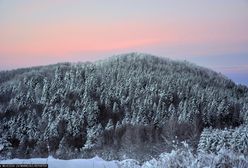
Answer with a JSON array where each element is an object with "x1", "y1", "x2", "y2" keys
[
  {"x1": 0, "y1": 156, "x2": 119, "y2": 168},
  {"x1": 1, "y1": 148, "x2": 248, "y2": 168}
]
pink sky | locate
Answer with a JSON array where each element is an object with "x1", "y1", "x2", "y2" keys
[{"x1": 0, "y1": 0, "x2": 248, "y2": 84}]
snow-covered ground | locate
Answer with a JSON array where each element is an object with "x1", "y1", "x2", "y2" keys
[
  {"x1": 1, "y1": 148, "x2": 248, "y2": 168},
  {"x1": 0, "y1": 156, "x2": 118, "y2": 168}
]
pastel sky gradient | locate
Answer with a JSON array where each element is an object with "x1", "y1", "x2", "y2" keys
[{"x1": 0, "y1": 0, "x2": 248, "y2": 85}]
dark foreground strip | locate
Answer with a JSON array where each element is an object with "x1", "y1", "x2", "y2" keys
[{"x1": 0, "y1": 164, "x2": 48, "y2": 168}]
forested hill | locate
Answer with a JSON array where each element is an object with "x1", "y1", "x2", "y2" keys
[{"x1": 0, "y1": 53, "x2": 248, "y2": 161}]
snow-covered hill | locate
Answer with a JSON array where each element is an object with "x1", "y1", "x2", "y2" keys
[{"x1": 0, "y1": 53, "x2": 248, "y2": 161}]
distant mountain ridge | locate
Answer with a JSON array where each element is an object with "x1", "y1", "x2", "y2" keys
[{"x1": 0, "y1": 53, "x2": 248, "y2": 161}]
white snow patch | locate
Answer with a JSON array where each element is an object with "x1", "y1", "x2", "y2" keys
[
  {"x1": 0, "y1": 156, "x2": 118, "y2": 168},
  {"x1": 1, "y1": 148, "x2": 248, "y2": 168},
  {"x1": 0, "y1": 144, "x2": 4, "y2": 151}
]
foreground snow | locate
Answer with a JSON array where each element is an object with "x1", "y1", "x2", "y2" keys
[
  {"x1": 1, "y1": 148, "x2": 248, "y2": 168},
  {"x1": 118, "y1": 148, "x2": 248, "y2": 168},
  {"x1": 0, "y1": 156, "x2": 118, "y2": 168}
]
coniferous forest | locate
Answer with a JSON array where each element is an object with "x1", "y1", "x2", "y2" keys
[{"x1": 0, "y1": 53, "x2": 248, "y2": 162}]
